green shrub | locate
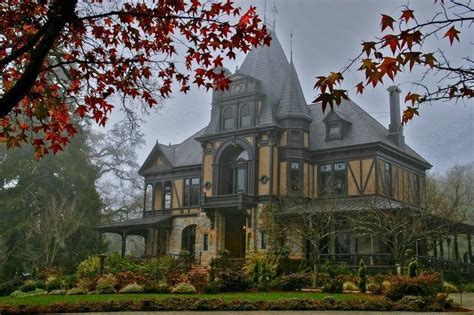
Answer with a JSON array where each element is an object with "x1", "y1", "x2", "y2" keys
[
  {"x1": 95, "y1": 274, "x2": 117, "y2": 294},
  {"x1": 408, "y1": 258, "x2": 418, "y2": 278},
  {"x1": 77, "y1": 256, "x2": 101, "y2": 279},
  {"x1": 48, "y1": 289, "x2": 66, "y2": 295},
  {"x1": 399, "y1": 295, "x2": 428, "y2": 310},
  {"x1": 10, "y1": 288, "x2": 47, "y2": 298},
  {"x1": 314, "y1": 272, "x2": 331, "y2": 288},
  {"x1": 386, "y1": 273, "x2": 441, "y2": 301},
  {"x1": 244, "y1": 253, "x2": 279, "y2": 291},
  {"x1": 322, "y1": 277, "x2": 343, "y2": 293},
  {"x1": 278, "y1": 273, "x2": 311, "y2": 291},
  {"x1": 442, "y1": 281, "x2": 458, "y2": 293},
  {"x1": 105, "y1": 253, "x2": 143, "y2": 274},
  {"x1": 144, "y1": 280, "x2": 170, "y2": 293},
  {"x1": 343, "y1": 281, "x2": 358, "y2": 291},
  {"x1": 171, "y1": 282, "x2": 196, "y2": 294},
  {"x1": 322, "y1": 296, "x2": 336, "y2": 304},
  {"x1": 119, "y1": 283, "x2": 144, "y2": 294},
  {"x1": 60, "y1": 275, "x2": 77, "y2": 289},
  {"x1": 0, "y1": 279, "x2": 22, "y2": 296},
  {"x1": 204, "y1": 281, "x2": 220, "y2": 294},
  {"x1": 218, "y1": 270, "x2": 250, "y2": 292},
  {"x1": 66, "y1": 287, "x2": 88, "y2": 295},
  {"x1": 319, "y1": 261, "x2": 350, "y2": 278},
  {"x1": 20, "y1": 280, "x2": 37, "y2": 292},
  {"x1": 358, "y1": 259, "x2": 367, "y2": 293},
  {"x1": 464, "y1": 283, "x2": 474, "y2": 292},
  {"x1": 46, "y1": 277, "x2": 62, "y2": 292}
]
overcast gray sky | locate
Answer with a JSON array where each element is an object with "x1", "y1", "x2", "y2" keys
[{"x1": 126, "y1": 0, "x2": 472, "y2": 173}]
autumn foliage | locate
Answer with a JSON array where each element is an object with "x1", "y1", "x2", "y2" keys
[
  {"x1": 313, "y1": 0, "x2": 472, "y2": 124},
  {"x1": 0, "y1": 0, "x2": 270, "y2": 158}
]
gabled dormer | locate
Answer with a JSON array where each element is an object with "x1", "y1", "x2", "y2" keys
[
  {"x1": 139, "y1": 142, "x2": 175, "y2": 176},
  {"x1": 322, "y1": 110, "x2": 351, "y2": 141}
]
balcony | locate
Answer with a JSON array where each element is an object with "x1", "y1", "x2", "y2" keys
[{"x1": 201, "y1": 192, "x2": 257, "y2": 210}]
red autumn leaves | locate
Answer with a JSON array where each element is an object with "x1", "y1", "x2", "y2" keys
[
  {"x1": 0, "y1": 0, "x2": 270, "y2": 158},
  {"x1": 313, "y1": 3, "x2": 469, "y2": 125}
]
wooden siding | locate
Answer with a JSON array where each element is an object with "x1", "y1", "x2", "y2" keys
[
  {"x1": 304, "y1": 132, "x2": 309, "y2": 148},
  {"x1": 280, "y1": 161, "x2": 287, "y2": 194},
  {"x1": 272, "y1": 147, "x2": 278, "y2": 194},
  {"x1": 279, "y1": 131, "x2": 287, "y2": 146},
  {"x1": 303, "y1": 162, "x2": 309, "y2": 197},
  {"x1": 203, "y1": 154, "x2": 213, "y2": 196},
  {"x1": 154, "y1": 184, "x2": 162, "y2": 210},
  {"x1": 173, "y1": 179, "x2": 183, "y2": 209},
  {"x1": 258, "y1": 146, "x2": 270, "y2": 195}
]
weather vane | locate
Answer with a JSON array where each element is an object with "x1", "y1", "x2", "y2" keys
[{"x1": 290, "y1": 29, "x2": 293, "y2": 62}]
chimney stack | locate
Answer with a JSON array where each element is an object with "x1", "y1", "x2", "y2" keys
[{"x1": 387, "y1": 86, "x2": 404, "y2": 146}]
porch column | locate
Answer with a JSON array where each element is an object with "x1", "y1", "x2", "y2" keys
[
  {"x1": 468, "y1": 233, "x2": 472, "y2": 263},
  {"x1": 121, "y1": 232, "x2": 127, "y2": 257},
  {"x1": 97, "y1": 231, "x2": 103, "y2": 253},
  {"x1": 454, "y1": 234, "x2": 459, "y2": 261},
  {"x1": 370, "y1": 234, "x2": 374, "y2": 266},
  {"x1": 439, "y1": 238, "x2": 444, "y2": 258}
]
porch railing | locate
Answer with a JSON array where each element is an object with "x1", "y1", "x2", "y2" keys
[{"x1": 201, "y1": 193, "x2": 256, "y2": 209}]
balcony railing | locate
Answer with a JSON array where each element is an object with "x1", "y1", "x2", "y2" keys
[{"x1": 201, "y1": 193, "x2": 257, "y2": 209}]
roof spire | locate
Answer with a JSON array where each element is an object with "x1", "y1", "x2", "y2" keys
[
  {"x1": 264, "y1": 0, "x2": 267, "y2": 24},
  {"x1": 290, "y1": 29, "x2": 293, "y2": 62}
]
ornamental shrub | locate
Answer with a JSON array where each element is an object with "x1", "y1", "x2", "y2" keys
[
  {"x1": 314, "y1": 272, "x2": 331, "y2": 288},
  {"x1": 60, "y1": 275, "x2": 77, "y2": 290},
  {"x1": 115, "y1": 271, "x2": 148, "y2": 289},
  {"x1": 343, "y1": 281, "x2": 358, "y2": 291},
  {"x1": 244, "y1": 253, "x2": 279, "y2": 291},
  {"x1": 385, "y1": 273, "x2": 441, "y2": 301},
  {"x1": 66, "y1": 287, "x2": 88, "y2": 295},
  {"x1": 408, "y1": 257, "x2": 418, "y2": 278},
  {"x1": 218, "y1": 270, "x2": 250, "y2": 292},
  {"x1": 77, "y1": 256, "x2": 101, "y2": 279},
  {"x1": 278, "y1": 273, "x2": 311, "y2": 291},
  {"x1": 119, "y1": 283, "x2": 144, "y2": 294},
  {"x1": 48, "y1": 289, "x2": 66, "y2": 295},
  {"x1": 171, "y1": 282, "x2": 196, "y2": 294},
  {"x1": 322, "y1": 276, "x2": 343, "y2": 293},
  {"x1": 10, "y1": 288, "x2": 47, "y2": 298},
  {"x1": 187, "y1": 270, "x2": 209, "y2": 293},
  {"x1": 464, "y1": 283, "x2": 474, "y2": 292},
  {"x1": 204, "y1": 281, "x2": 219, "y2": 294},
  {"x1": 95, "y1": 274, "x2": 117, "y2": 294},
  {"x1": 319, "y1": 261, "x2": 350, "y2": 278},
  {"x1": 358, "y1": 259, "x2": 367, "y2": 293},
  {"x1": 105, "y1": 253, "x2": 143, "y2": 274},
  {"x1": 442, "y1": 281, "x2": 458, "y2": 293},
  {"x1": 20, "y1": 280, "x2": 37, "y2": 292},
  {"x1": 46, "y1": 277, "x2": 62, "y2": 292},
  {"x1": 0, "y1": 278, "x2": 23, "y2": 296},
  {"x1": 144, "y1": 280, "x2": 170, "y2": 293}
]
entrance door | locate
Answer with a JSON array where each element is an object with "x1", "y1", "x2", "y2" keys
[
  {"x1": 181, "y1": 225, "x2": 196, "y2": 256},
  {"x1": 224, "y1": 214, "x2": 246, "y2": 258}
]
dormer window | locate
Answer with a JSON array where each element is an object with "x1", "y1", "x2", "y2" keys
[
  {"x1": 326, "y1": 122, "x2": 342, "y2": 140},
  {"x1": 223, "y1": 107, "x2": 234, "y2": 130},
  {"x1": 240, "y1": 104, "x2": 251, "y2": 127}
]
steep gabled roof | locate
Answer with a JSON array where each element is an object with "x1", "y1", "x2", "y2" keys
[
  {"x1": 277, "y1": 60, "x2": 312, "y2": 121},
  {"x1": 139, "y1": 127, "x2": 206, "y2": 174},
  {"x1": 239, "y1": 31, "x2": 289, "y2": 125},
  {"x1": 309, "y1": 99, "x2": 431, "y2": 167}
]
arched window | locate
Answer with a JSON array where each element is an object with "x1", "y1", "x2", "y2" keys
[
  {"x1": 181, "y1": 224, "x2": 196, "y2": 255},
  {"x1": 145, "y1": 184, "x2": 153, "y2": 211},
  {"x1": 240, "y1": 104, "x2": 251, "y2": 127},
  {"x1": 163, "y1": 181, "x2": 172, "y2": 209},
  {"x1": 219, "y1": 145, "x2": 249, "y2": 194},
  {"x1": 223, "y1": 107, "x2": 234, "y2": 130}
]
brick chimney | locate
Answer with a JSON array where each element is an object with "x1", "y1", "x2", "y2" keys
[{"x1": 387, "y1": 86, "x2": 405, "y2": 146}]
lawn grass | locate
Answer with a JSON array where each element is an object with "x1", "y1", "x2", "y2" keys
[{"x1": 0, "y1": 291, "x2": 362, "y2": 306}]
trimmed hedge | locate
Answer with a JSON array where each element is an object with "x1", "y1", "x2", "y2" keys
[{"x1": 0, "y1": 295, "x2": 455, "y2": 313}]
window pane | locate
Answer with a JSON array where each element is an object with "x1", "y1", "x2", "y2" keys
[
  {"x1": 290, "y1": 130, "x2": 301, "y2": 145},
  {"x1": 328, "y1": 125, "x2": 341, "y2": 139},
  {"x1": 321, "y1": 164, "x2": 332, "y2": 172},
  {"x1": 240, "y1": 105, "x2": 251, "y2": 127},
  {"x1": 203, "y1": 234, "x2": 209, "y2": 251},
  {"x1": 261, "y1": 231, "x2": 267, "y2": 249},
  {"x1": 145, "y1": 184, "x2": 153, "y2": 211},
  {"x1": 190, "y1": 178, "x2": 200, "y2": 205},
  {"x1": 320, "y1": 168, "x2": 333, "y2": 196},
  {"x1": 184, "y1": 179, "x2": 190, "y2": 206},
  {"x1": 384, "y1": 162, "x2": 392, "y2": 196},
  {"x1": 236, "y1": 168, "x2": 246, "y2": 193},
  {"x1": 164, "y1": 183, "x2": 172, "y2": 209},
  {"x1": 290, "y1": 161, "x2": 300, "y2": 191},
  {"x1": 240, "y1": 114, "x2": 251, "y2": 127},
  {"x1": 334, "y1": 163, "x2": 346, "y2": 196},
  {"x1": 223, "y1": 107, "x2": 234, "y2": 130}
]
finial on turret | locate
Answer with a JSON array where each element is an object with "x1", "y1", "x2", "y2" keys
[
  {"x1": 290, "y1": 29, "x2": 293, "y2": 62},
  {"x1": 271, "y1": 3, "x2": 278, "y2": 31}
]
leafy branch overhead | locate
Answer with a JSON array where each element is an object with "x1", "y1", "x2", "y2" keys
[
  {"x1": 313, "y1": 0, "x2": 473, "y2": 124},
  {"x1": 0, "y1": 0, "x2": 270, "y2": 158}
]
